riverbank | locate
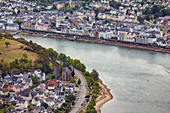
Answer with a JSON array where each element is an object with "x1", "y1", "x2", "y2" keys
[
  {"x1": 95, "y1": 79, "x2": 113, "y2": 113},
  {"x1": 17, "y1": 32, "x2": 170, "y2": 54}
]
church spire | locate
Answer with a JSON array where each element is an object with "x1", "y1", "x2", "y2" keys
[{"x1": 62, "y1": 57, "x2": 66, "y2": 68}]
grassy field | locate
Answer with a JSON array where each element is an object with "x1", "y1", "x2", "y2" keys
[{"x1": 0, "y1": 38, "x2": 38, "y2": 62}]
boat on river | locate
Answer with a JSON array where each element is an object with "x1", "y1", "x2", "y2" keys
[
  {"x1": 69, "y1": 36, "x2": 77, "y2": 41},
  {"x1": 42, "y1": 34, "x2": 49, "y2": 38}
]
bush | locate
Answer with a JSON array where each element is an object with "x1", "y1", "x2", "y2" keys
[{"x1": 20, "y1": 45, "x2": 24, "y2": 49}]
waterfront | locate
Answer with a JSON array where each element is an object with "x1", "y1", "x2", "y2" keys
[{"x1": 14, "y1": 35, "x2": 170, "y2": 113}]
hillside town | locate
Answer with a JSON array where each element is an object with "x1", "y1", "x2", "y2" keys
[
  {"x1": 0, "y1": 61, "x2": 79, "y2": 112},
  {"x1": 0, "y1": 0, "x2": 170, "y2": 47}
]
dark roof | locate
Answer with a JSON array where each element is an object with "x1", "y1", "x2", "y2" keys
[
  {"x1": 34, "y1": 97, "x2": 40, "y2": 101},
  {"x1": 31, "y1": 91, "x2": 38, "y2": 97}
]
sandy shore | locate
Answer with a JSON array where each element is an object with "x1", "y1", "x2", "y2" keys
[
  {"x1": 94, "y1": 79, "x2": 113, "y2": 113},
  {"x1": 16, "y1": 32, "x2": 170, "y2": 54}
]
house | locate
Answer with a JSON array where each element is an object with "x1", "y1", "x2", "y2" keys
[
  {"x1": 98, "y1": 13, "x2": 106, "y2": 19},
  {"x1": 36, "y1": 23, "x2": 51, "y2": 31},
  {"x1": 9, "y1": 95, "x2": 16, "y2": 102},
  {"x1": 163, "y1": 16, "x2": 170, "y2": 26},
  {"x1": 11, "y1": 85, "x2": 21, "y2": 92},
  {"x1": 45, "y1": 80, "x2": 59, "y2": 90},
  {"x1": 47, "y1": 83, "x2": 55, "y2": 90},
  {"x1": 19, "y1": 91, "x2": 32, "y2": 101},
  {"x1": 135, "y1": 33, "x2": 157, "y2": 44},
  {"x1": 117, "y1": 27, "x2": 130, "y2": 41},
  {"x1": 101, "y1": 0, "x2": 110, "y2": 4},
  {"x1": 31, "y1": 91, "x2": 38, "y2": 98},
  {"x1": 94, "y1": 28, "x2": 113, "y2": 39},
  {"x1": 32, "y1": 97, "x2": 40, "y2": 105},
  {"x1": 44, "y1": 97, "x2": 55, "y2": 107},
  {"x1": 3, "y1": 23, "x2": 19, "y2": 30},
  {"x1": 2, "y1": 84, "x2": 11, "y2": 91},
  {"x1": 32, "y1": 106, "x2": 46, "y2": 113},
  {"x1": 123, "y1": 32, "x2": 137, "y2": 42},
  {"x1": 65, "y1": 84, "x2": 74, "y2": 94},
  {"x1": 2, "y1": 16, "x2": 19, "y2": 31}
]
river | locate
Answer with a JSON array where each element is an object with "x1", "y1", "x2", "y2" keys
[{"x1": 14, "y1": 35, "x2": 170, "y2": 113}]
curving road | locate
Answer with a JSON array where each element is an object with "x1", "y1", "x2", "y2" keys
[
  {"x1": 54, "y1": 60, "x2": 88, "y2": 113},
  {"x1": 70, "y1": 68, "x2": 88, "y2": 113}
]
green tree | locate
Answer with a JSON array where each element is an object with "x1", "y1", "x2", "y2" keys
[
  {"x1": 63, "y1": 87, "x2": 65, "y2": 92},
  {"x1": 0, "y1": 33, "x2": 3, "y2": 39},
  {"x1": 65, "y1": 94, "x2": 76, "y2": 103},
  {"x1": 20, "y1": 45, "x2": 24, "y2": 49},
  {"x1": 1, "y1": 60, "x2": 10, "y2": 72},
  {"x1": 14, "y1": 19, "x2": 23, "y2": 29},
  {"x1": 91, "y1": 69, "x2": 99, "y2": 81},
  {"x1": 49, "y1": 62, "x2": 53, "y2": 70},
  {"x1": 71, "y1": 68, "x2": 75, "y2": 77},
  {"x1": 31, "y1": 77, "x2": 38, "y2": 85},
  {"x1": 95, "y1": 8, "x2": 100, "y2": 15},
  {"x1": 78, "y1": 79, "x2": 81, "y2": 85},
  {"x1": 0, "y1": 102, "x2": 3, "y2": 109},
  {"x1": 72, "y1": 100, "x2": 75, "y2": 106},
  {"x1": 5, "y1": 41, "x2": 10, "y2": 48}
]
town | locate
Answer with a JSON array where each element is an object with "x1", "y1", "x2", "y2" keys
[
  {"x1": 0, "y1": 0, "x2": 169, "y2": 47},
  {"x1": 0, "y1": 0, "x2": 170, "y2": 113},
  {"x1": 0, "y1": 59, "x2": 81, "y2": 112}
]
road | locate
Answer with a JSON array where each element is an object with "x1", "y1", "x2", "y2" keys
[
  {"x1": 54, "y1": 60, "x2": 88, "y2": 113},
  {"x1": 70, "y1": 68, "x2": 88, "y2": 113}
]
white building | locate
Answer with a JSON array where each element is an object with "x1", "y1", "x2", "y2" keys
[{"x1": 101, "y1": 0, "x2": 110, "y2": 4}]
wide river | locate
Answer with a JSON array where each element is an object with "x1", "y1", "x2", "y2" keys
[{"x1": 14, "y1": 35, "x2": 170, "y2": 113}]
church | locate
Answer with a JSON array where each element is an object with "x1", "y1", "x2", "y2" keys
[{"x1": 60, "y1": 58, "x2": 72, "y2": 81}]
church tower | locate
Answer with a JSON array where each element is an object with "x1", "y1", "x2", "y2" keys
[{"x1": 61, "y1": 57, "x2": 67, "y2": 81}]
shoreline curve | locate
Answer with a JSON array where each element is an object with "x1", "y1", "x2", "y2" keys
[{"x1": 95, "y1": 79, "x2": 113, "y2": 113}]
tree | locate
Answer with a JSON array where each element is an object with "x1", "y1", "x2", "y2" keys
[
  {"x1": 5, "y1": 41, "x2": 10, "y2": 48},
  {"x1": 51, "y1": 21, "x2": 56, "y2": 26},
  {"x1": 4, "y1": 33, "x2": 13, "y2": 38},
  {"x1": 14, "y1": 19, "x2": 23, "y2": 29},
  {"x1": 71, "y1": 68, "x2": 75, "y2": 77},
  {"x1": 20, "y1": 45, "x2": 24, "y2": 49},
  {"x1": 17, "y1": 10, "x2": 20, "y2": 14},
  {"x1": 52, "y1": 5, "x2": 57, "y2": 10},
  {"x1": 78, "y1": 79, "x2": 81, "y2": 85},
  {"x1": 0, "y1": 33, "x2": 3, "y2": 39},
  {"x1": 31, "y1": 77, "x2": 38, "y2": 85},
  {"x1": 33, "y1": 8, "x2": 39, "y2": 12},
  {"x1": 65, "y1": 94, "x2": 76, "y2": 103},
  {"x1": 137, "y1": 16, "x2": 144, "y2": 24},
  {"x1": 49, "y1": 62, "x2": 53, "y2": 70},
  {"x1": 94, "y1": 8, "x2": 100, "y2": 15},
  {"x1": 0, "y1": 102, "x2": 3, "y2": 109},
  {"x1": 12, "y1": 11, "x2": 16, "y2": 15},
  {"x1": 62, "y1": 86, "x2": 66, "y2": 92},
  {"x1": 1, "y1": 60, "x2": 10, "y2": 72},
  {"x1": 91, "y1": 69, "x2": 99, "y2": 81},
  {"x1": 41, "y1": 102, "x2": 48, "y2": 109},
  {"x1": 72, "y1": 100, "x2": 75, "y2": 106}
]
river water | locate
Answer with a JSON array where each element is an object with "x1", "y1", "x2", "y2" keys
[{"x1": 14, "y1": 35, "x2": 170, "y2": 113}]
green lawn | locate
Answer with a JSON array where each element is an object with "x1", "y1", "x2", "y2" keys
[{"x1": 0, "y1": 38, "x2": 38, "y2": 62}]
